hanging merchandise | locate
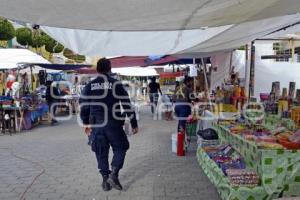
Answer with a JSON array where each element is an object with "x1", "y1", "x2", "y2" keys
[
  {"x1": 189, "y1": 65, "x2": 198, "y2": 77},
  {"x1": 0, "y1": 72, "x2": 4, "y2": 95},
  {"x1": 288, "y1": 82, "x2": 296, "y2": 99},
  {"x1": 5, "y1": 74, "x2": 16, "y2": 96},
  {"x1": 38, "y1": 70, "x2": 47, "y2": 85}
]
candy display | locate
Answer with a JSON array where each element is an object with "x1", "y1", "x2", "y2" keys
[
  {"x1": 212, "y1": 123, "x2": 300, "y2": 198},
  {"x1": 226, "y1": 169, "x2": 259, "y2": 187},
  {"x1": 218, "y1": 115, "x2": 300, "y2": 150},
  {"x1": 204, "y1": 144, "x2": 246, "y2": 176}
]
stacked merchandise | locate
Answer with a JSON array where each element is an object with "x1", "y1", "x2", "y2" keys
[
  {"x1": 204, "y1": 144, "x2": 248, "y2": 176},
  {"x1": 226, "y1": 169, "x2": 260, "y2": 187},
  {"x1": 0, "y1": 96, "x2": 14, "y2": 108},
  {"x1": 276, "y1": 129, "x2": 300, "y2": 149},
  {"x1": 219, "y1": 118, "x2": 300, "y2": 150}
]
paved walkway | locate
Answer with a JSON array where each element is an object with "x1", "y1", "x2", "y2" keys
[{"x1": 0, "y1": 107, "x2": 219, "y2": 200}]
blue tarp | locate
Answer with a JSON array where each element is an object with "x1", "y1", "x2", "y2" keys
[{"x1": 34, "y1": 64, "x2": 91, "y2": 70}]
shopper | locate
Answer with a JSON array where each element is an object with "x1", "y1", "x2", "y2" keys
[
  {"x1": 174, "y1": 77, "x2": 194, "y2": 132},
  {"x1": 79, "y1": 58, "x2": 138, "y2": 192},
  {"x1": 148, "y1": 77, "x2": 162, "y2": 114},
  {"x1": 45, "y1": 81, "x2": 60, "y2": 124}
]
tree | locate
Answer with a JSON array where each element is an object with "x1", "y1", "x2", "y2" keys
[
  {"x1": 31, "y1": 30, "x2": 45, "y2": 48},
  {"x1": 44, "y1": 33, "x2": 64, "y2": 53},
  {"x1": 16, "y1": 27, "x2": 32, "y2": 46},
  {"x1": 63, "y1": 48, "x2": 75, "y2": 59},
  {"x1": 0, "y1": 18, "x2": 15, "y2": 41},
  {"x1": 73, "y1": 54, "x2": 86, "y2": 63},
  {"x1": 63, "y1": 48, "x2": 86, "y2": 63}
]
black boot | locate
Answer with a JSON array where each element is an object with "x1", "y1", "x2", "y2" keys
[
  {"x1": 102, "y1": 175, "x2": 112, "y2": 192},
  {"x1": 107, "y1": 167, "x2": 123, "y2": 190}
]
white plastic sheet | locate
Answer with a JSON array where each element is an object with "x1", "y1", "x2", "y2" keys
[
  {"x1": 111, "y1": 67, "x2": 158, "y2": 77},
  {"x1": 1, "y1": 0, "x2": 300, "y2": 31},
  {"x1": 40, "y1": 14, "x2": 300, "y2": 56},
  {"x1": 253, "y1": 41, "x2": 300, "y2": 97},
  {"x1": 211, "y1": 42, "x2": 300, "y2": 98},
  {"x1": 42, "y1": 25, "x2": 232, "y2": 56},
  {"x1": 0, "y1": 49, "x2": 50, "y2": 69}
]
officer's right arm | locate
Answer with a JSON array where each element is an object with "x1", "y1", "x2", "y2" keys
[{"x1": 79, "y1": 84, "x2": 91, "y2": 125}]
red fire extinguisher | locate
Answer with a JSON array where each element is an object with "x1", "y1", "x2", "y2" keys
[{"x1": 177, "y1": 130, "x2": 185, "y2": 156}]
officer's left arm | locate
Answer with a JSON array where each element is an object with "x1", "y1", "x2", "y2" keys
[{"x1": 116, "y1": 83, "x2": 138, "y2": 129}]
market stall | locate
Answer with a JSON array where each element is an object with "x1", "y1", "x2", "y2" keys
[
  {"x1": 196, "y1": 109, "x2": 300, "y2": 200},
  {"x1": 0, "y1": 49, "x2": 54, "y2": 133}
]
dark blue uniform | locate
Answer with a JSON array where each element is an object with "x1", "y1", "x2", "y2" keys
[{"x1": 79, "y1": 74, "x2": 138, "y2": 176}]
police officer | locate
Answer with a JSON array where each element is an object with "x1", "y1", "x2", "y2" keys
[{"x1": 79, "y1": 58, "x2": 138, "y2": 191}]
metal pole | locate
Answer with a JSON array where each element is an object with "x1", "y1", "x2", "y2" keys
[
  {"x1": 229, "y1": 50, "x2": 233, "y2": 74},
  {"x1": 244, "y1": 44, "x2": 251, "y2": 101},
  {"x1": 30, "y1": 66, "x2": 34, "y2": 91},
  {"x1": 193, "y1": 58, "x2": 196, "y2": 93},
  {"x1": 249, "y1": 41, "x2": 256, "y2": 97},
  {"x1": 202, "y1": 58, "x2": 211, "y2": 107}
]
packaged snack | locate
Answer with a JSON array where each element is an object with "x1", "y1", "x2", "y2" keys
[{"x1": 257, "y1": 142, "x2": 284, "y2": 149}]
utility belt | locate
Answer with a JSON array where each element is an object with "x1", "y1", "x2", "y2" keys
[{"x1": 89, "y1": 115, "x2": 124, "y2": 127}]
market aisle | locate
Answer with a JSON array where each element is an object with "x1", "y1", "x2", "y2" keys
[{"x1": 0, "y1": 106, "x2": 219, "y2": 200}]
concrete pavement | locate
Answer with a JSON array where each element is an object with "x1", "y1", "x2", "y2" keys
[{"x1": 0, "y1": 107, "x2": 219, "y2": 200}]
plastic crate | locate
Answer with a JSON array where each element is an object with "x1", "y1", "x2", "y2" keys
[{"x1": 291, "y1": 106, "x2": 300, "y2": 127}]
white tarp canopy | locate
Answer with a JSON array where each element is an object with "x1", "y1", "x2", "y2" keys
[
  {"x1": 1, "y1": 0, "x2": 300, "y2": 31},
  {"x1": 0, "y1": 49, "x2": 50, "y2": 69},
  {"x1": 2, "y1": 1, "x2": 300, "y2": 56},
  {"x1": 252, "y1": 41, "x2": 300, "y2": 97},
  {"x1": 210, "y1": 42, "x2": 300, "y2": 98},
  {"x1": 41, "y1": 14, "x2": 300, "y2": 56},
  {"x1": 112, "y1": 67, "x2": 158, "y2": 77}
]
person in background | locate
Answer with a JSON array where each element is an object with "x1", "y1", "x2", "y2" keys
[
  {"x1": 46, "y1": 81, "x2": 60, "y2": 124},
  {"x1": 174, "y1": 77, "x2": 194, "y2": 132},
  {"x1": 148, "y1": 77, "x2": 162, "y2": 114},
  {"x1": 174, "y1": 81, "x2": 180, "y2": 94}
]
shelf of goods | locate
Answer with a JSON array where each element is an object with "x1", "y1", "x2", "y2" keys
[
  {"x1": 199, "y1": 123, "x2": 300, "y2": 200},
  {"x1": 197, "y1": 148, "x2": 268, "y2": 200}
]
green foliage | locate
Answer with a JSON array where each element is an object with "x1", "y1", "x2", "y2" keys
[
  {"x1": 31, "y1": 31, "x2": 45, "y2": 48},
  {"x1": 16, "y1": 27, "x2": 32, "y2": 46},
  {"x1": 65, "y1": 59, "x2": 75, "y2": 64},
  {"x1": 63, "y1": 48, "x2": 74, "y2": 59},
  {"x1": 43, "y1": 33, "x2": 64, "y2": 53},
  {"x1": 238, "y1": 45, "x2": 246, "y2": 50},
  {"x1": 63, "y1": 48, "x2": 85, "y2": 63},
  {"x1": 73, "y1": 54, "x2": 86, "y2": 63},
  {"x1": 0, "y1": 18, "x2": 15, "y2": 41}
]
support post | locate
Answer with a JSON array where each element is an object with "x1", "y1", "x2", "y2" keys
[
  {"x1": 249, "y1": 41, "x2": 256, "y2": 97},
  {"x1": 244, "y1": 44, "x2": 251, "y2": 101}
]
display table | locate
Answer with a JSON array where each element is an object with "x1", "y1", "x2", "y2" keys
[
  {"x1": 0, "y1": 103, "x2": 49, "y2": 132},
  {"x1": 213, "y1": 124, "x2": 300, "y2": 198},
  {"x1": 0, "y1": 106, "x2": 24, "y2": 133},
  {"x1": 197, "y1": 148, "x2": 268, "y2": 200},
  {"x1": 22, "y1": 103, "x2": 49, "y2": 130}
]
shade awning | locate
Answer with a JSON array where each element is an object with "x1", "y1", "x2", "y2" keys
[
  {"x1": 0, "y1": 49, "x2": 50, "y2": 69},
  {"x1": 41, "y1": 14, "x2": 300, "y2": 56},
  {"x1": 1, "y1": 0, "x2": 300, "y2": 31}
]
